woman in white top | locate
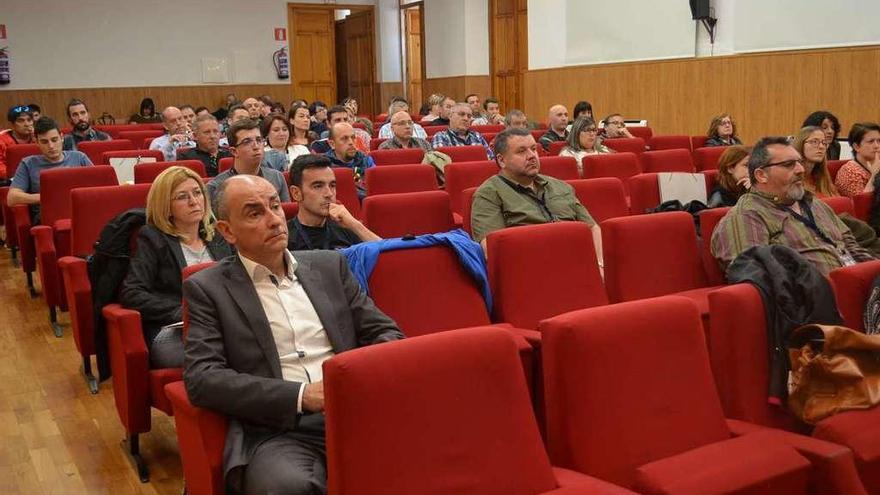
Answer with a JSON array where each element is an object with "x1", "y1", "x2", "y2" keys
[
  {"x1": 262, "y1": 113, "x2": 309, "y2": 170},
  {"x1": 559, "y1": 117, "x2": 612, "y2": 175}
]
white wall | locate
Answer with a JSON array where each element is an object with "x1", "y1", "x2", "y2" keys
[
  {"x1": 528, "y1": 0, "x2": 567, "y2": 70},
  {"x1": 423, "y1": 0, "x2": 490, "y2": 78},
  {"x1": 376, "y1": 0, "x2": 403, "y2": 82},
  {"x1": 1, "y1": 0, "x2": 386, "y2": 90}
]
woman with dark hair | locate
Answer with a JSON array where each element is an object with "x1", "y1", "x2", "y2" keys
[
  {"x1": 834, "y1": 122, "x2": 880, "y2": 197},
  {"x1": 288, "y1": 103, "x2": 318, "y2": 148},
  {"x1": 705, "y1": 113, "x2": 742, "y2": 147},
  {"x1": 793, "y1": 126, "x2": 838, "y2": 197},
  {"x1": 707, "y1": 145, "x2": 752, "y2": 208},
  {"x1": 802, "y1": 110, "x2": 842, "y2": 160},
  {"x1": 572, "y1": 101, "x2": 593, "y2": 120},
  {"x1": 129, "y1": 97, "x2": 161, "y2": 124},
  {"x1": 559, "y1": 117, "x2": 611, "y2": 174},
  {"x1": 262, "y1": 113, "x2": 309, "y2": 169}
]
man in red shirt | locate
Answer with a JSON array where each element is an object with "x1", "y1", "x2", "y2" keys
[{"x1": 0, "y1": 105, "x2": 36, "y2": 180}]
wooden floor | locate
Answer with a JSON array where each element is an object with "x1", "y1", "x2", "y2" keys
[{"x1": 0, "y1": 243, "x2": 184, "y2": 494}]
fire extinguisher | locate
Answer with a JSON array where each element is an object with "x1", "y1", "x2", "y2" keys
[
  {"x1": 0, "y1": 48, "x2": 10, "y2": 85},
  {"x1": 273, "y1": 47, "x2": 289, "y2": 80}
]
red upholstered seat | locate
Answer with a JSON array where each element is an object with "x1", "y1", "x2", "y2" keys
[
  {"x1": 1, "y1": 144, "x2": 41, "y2": 262},
  {"x1": 640, "y1": 148, "x2": 695, "y2": 173},
  {"x1": 365, "y1": 163, "x2": 437, "y2": 195},
  {"x1": 369, "y1": 147, "x2": 424, "y2": 165},
  {"x1": 693, "y1": 145, "x2": 728, "y2": 171},
  {"x1": 602, "y1": 137, "x2": 646, "y2": 155},
  {"x1": 539, "y1": 155, "x2": 580, "y2": 180},
  {"x1": 648, "y1": 134, "x2": 691, "y2": 151},
  {"x1": 698, "y1": 207, "x2": 731, "y2": 286},
  {"x1": 814, "y1": 408, "x2": 880, "y2": 493},
  {"x1": 362, "y1": 190, "x2": 454, "y2": 238},
  {"x1": 444, "y1": 160, "x2": 498, "y2": 215},
  {"x1": 829, "y1": 259, "x2": 880, "y2": 331},
  {"x1": 100, "y1": 149, "x2": 165, "y2": 165},
  {"x1": 423, "y1": 125, "x2": 446, "y2": 137},
  {"x1": 280, "y1": 201, "x2": 298, "y2": 220},
  {"x1": 821, "y1": 195, "x2": 855, "y2": 216},
  {"x1": 581, "y1": 153, "x2": 641, "y2": 196},
  {"x1": 548, "y1": 140, "x2": 567, "y2": 156},
  {"x1": 436, "y1": 144, "x2": 490, "y2": 162},
  {"x1": 118, "y1": 130, "x2": 165, "y2": 150},
  {"x1": 487, "y1": 222, "x2": 607, "y2": 330},
  {"x1": 627, "y1": 172, "x2": 714, "y2": 215},
  {"x1": 461, "y1": 186, "x2": 478, "y2": 234},
  {"x1": 829, "y1": 159, "x2": 848, "y2": 181},
  {"x1": 472, "y1": 124, "x2": 505, "y2": 134},
  {"x1": 854, "y1": 191, "x2": 873, "y2": 221},
  {"x1": 626, "y1": 126, "x2": 653, "y2": 140},
  {"x1": 77, "y1": 139, "x2": 135, "y2": 165},
  {"x1": 324, "y1": 328, "x2": 636, "y2": 495},
  {"x1": 332, "y1": 167, "x2": 361, "y2": 218},
  {"x1": 94, "y1": 123, "x2": 160, "y2": 138},
  {"x1": 541, "y1": 295, "x2": 860, "y2": 493},
  {"x1": 691, "y1": 135, "x2": 709, "y2": 150},
  {"x1": 218, "y1": 157, "x2": 233, "y2": 173},
  {"x1": 133, "y1": 160, "x2": 206, "y2": 184},
  {"x1": 566, "y1": 178, "x2": 629, "y2": 224}
]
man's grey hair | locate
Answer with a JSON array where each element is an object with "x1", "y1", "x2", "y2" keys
[
  {"x1": 504, "y1": 109, "x2": 526, "y2": 126},
  {"x1": 160, "y1": 106, "x2": 179, "y2": 123},
  {"x1": 193, "y1": 113, "x2": 218, "y2": 129},
  {"x1": 748, "y1": 136, "x2": 793, "y2": 181},
  {"x1": 388, "y1": 100, "x2": 408, "y2": 115},
  {"x1": 450, "y1": 102, "x2": 471, "y2": 114}
]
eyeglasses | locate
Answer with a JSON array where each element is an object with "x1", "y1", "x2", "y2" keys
[
  {"x1": 804, "y1": 138, "x2": 828, "y2": 148},
  {"x1": 235, "y1": 136, "x2": 265, "y2": 148},
  {"x1": 455, "y1": 112, "x2": 474, "y2": 119},
  {"x1": 583, "y1": 127, "x2": 598, "y2": 134},
  {"x1": 608, "y1": 121, "x2": 625, "y2": 127},
  {"x1": 719, "y1": 119, "x2": 733, "y2": 125},
  {"x1": 172, "y1": 189, "x2": 204, "y2": 202},
  {"x1": 760, "y1": 159, "x2": 804, "y2": 170},
  {"x1": 392, "y1": 120, "x2": 414, "y2": 127}
]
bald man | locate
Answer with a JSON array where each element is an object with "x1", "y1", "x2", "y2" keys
[
  {"x1": 326, "y1": 122, "x2": 376, "y2": 198},
  {"x1": 378, "y1": 111, "x2": 433, "y2": 151},
  {"x1": 539, "y1": 104, "x2": 569, "y2": 151},
  {"x1": 184, "y1": 174, "x2": 402, "y2": 494},
  {"x1": 149, "y1": 106, "x2": 195, "y2": 160}
]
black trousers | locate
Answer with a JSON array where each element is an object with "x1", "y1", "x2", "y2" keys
[{"x1": 241, "y1": 414, "x2": 327, "y2": 495}]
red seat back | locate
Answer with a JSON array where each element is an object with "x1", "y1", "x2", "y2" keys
[
  {"x1": 5, "y1": 143, "x2": 41, "y2": 177},
  {"x1": 626, "y1": 126, "x2": 653, "y2": 140},
  {"x1": 603, "y1": 138, "x2": 646, "y2": 155},
  {"x1": 218, "y1": 157, "x2": 233, "y2": 174},
  {"x1": 566, "y1": 178, "x2": 629, "y2": 224},
  {"x1": 368, "y1": 246, "x2": 491, "y2": 336},
  {"x1": 820, "y1": 195, "x2": 855, "y2": 216},
  {"x1": 361, "y1": 191, "x2": 454, "y2": 238},
  {"x1": 472, "y1": 124, "x2": 505, "y2": 134},
  {"x1": 100, "y1": 149, "x2": 165, "y2": 165},
  {"x1": 133, "y1": 160, "x2": 207, "y2": 184},
  {"x1": 461, "y1": 187, "x2": 478, "y2": 234},
  {"x1": 324, "y1": 328, "x2": 558, "y2": 495},
  {"x1": 854, "y1": 191, "x2": 873, "y2": 221},
  {"x1": 39, "y1": 166, "x2": 119, "y2": 227},
  {"x1": 118, "y1": 130, "x2": 165, "y2": 150},
  {"x1": 332, "y1": 167, "x2": 361, "y2": 218},
  {"x1": 601, "y1": 211, "x2": 709, "y2": 302},
  {"x1": 627, "y1": 172, "x2": 714, "y2": 215},
  {"x1": 365, "y1": 164, "x2": 437, "y2": 196},
  {"x1": 444, "y1": 160, "x2": 498, "y2": 214},
  {"x1": 581, "y1": 153, "x2": 642, "y2": 194},
  {"x1": 691, "y1": 136, "x2": 709, "y2": 150},
  {"x1": 487, "y1": 222, "x2": 607, "y2": 329},
  {"x1": 281, "y1": 202, "x2": 299, "y2": 220},
  {"x1": 77, "y1": 140, "x2": 135, "y2": 166},
  {"x1": 828, "y1": 160, "x2": 847, "y2": 182},
  {"x1": 95, "y1": 124, "x2": 160, "y2": 138},
  {"x1": 436, "y1": 145, "x2": 489, "y2": 162},
  {"x1": 829, "y1": 260, "x2": 880, "y2": 331},
  {"x1": 70, "y1": 184, "x2": 152, "y2": 256},
  {"x1": 423, "y1": 125, "x2": 446, "y2": 137},
  {"x1": 369, "y1": 148, "x2": 425, "y2": 166},
  {"x1": 538, "y1": 156, "x2": 580, "y2": 180},
  {"x1": 693, "y1": 146, "x2": 729, "y2": 172},
  {"x1": 648, "y1": 135, "x2": 691, "y2": 151},
  {"x1": 698, "y1": 207, "x2": 731, "y2": 286},
  {"x1": 369, "y1": 138, "x2": 387, "y2": 150},
  {"x1": 641, "y1": 149, "x2": 695, "y2": 173},
  {"x1": 165, "y1": 382, "x2": 228, "y2": 495},
  {"x1": 547, "y1": 141, "x2": 567, "y2": 156},
  {"x1": 541, "y1": 296, "x2": 729, "y2": 487}
]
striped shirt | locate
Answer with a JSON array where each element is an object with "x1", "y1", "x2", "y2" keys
[{"x1": 710, "y1": 190, "x2": 874, "y2": 276}]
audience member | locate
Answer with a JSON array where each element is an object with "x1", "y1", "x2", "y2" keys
[
  {"x1": 262, "y1": 113, "x2": 309, "y2": 169},
  {"x1": 803, "y1": 110, "x2": 842, "y2": 160},
  {"x1": 343, "y1": 97, "x2": 373, "y2": 135},
  {"x1": 793, "y1": 126, "x2": 838, "y2": 198},
  {"x1": 309, "y1": 100, "x2": 328, "y2": 135},
  {"x1": 177, "y1": 114, "x2": 231, "y2": 177},
  {"x1": 130, "y1": 97, "x2": 161, "y2": 124},
  {"x1": 465, "y1": 94, "x2": 484, "y2": 121},
  {"x1": 707, "y1": 145, "x2": 752, "y2": 208},
  {"x1": 62, "y1": 99, "x2": 111, "y2": 151},
  {"x1": 311, "y1": 106, "x2": 370, "y2": 154},
  {"x1": 270, "y1": 101, "x2": 285, "y2": 115},
  {"x1": 180, "y1": 105, "x2": 197, "y2": 128},
  {"x1": 539, "y1": 104, "x2": 569, "y2": 151},
  {"x1": 572, "y1": 100, "x2": 594, "y2": 120},
  {"x1": 602, "y1": 113, "x2": 634, "y2": 139},
  {"x1": 219, "y1": 104, "x2": 251, "y2": 146},
  {"x1": 470, "y1": 127, "x2": 602, "y2": 268},
  {"x1": 431, "y1": 103, "x2": 494, "y2": 159},
  {"x1": 0, "y1": 105, "x2": 36, "y2": 180},
  {"x1": 182, "y1": 173, "x2": 403, "y2": 494},
  {"x1": 119, "y1": 166, "x2": 233, "y2": 369},
  {"x1": 378, "y1": 100, "x2": 426, "y2": 139},
  {"x1": 150, "y1": 106, "x2": 195, "y2": 161},
  {"x1": 288, "y1": 103, "x2": 317, "y2": 148},
  {"x1": 257, "y1": 96, "x2": 274, "y2": 118},
  {"x1": 207, "y1": 119, "x2": 290, "y2": 204},
  {"x1": 705, "y1": 113, "x2": 742, "y2": 146},
  {"x1": 8, "y1": 117, "x2": 91, "y2": 223},
  {"x1": 194, "y1": 106, "x2": 211, "y2": 117},
  {"x1": 325, "y1": 122, "x2": 375, "y2": 198},
  {"x1": 27, "y1": 104, "x2": 42, "y2": 121},
  {"x1": 504, "y1": 109, "x2": 529, "y2": 129},
  {"x1": 420, "y1": 93, "x2": 445, "y2": 124},
  {"x1": 834, "y1": 122, "x2": 880, "y2": 197},
  {"x1": 559, "y1": 117, "x2": 611, "y2": 173},
  {"x1": 287, "y1": 155, "x2": 379, "y2": 251},
  {"x1": 474, "y1": 97, "x2": 504, "y2": 125},
  {"x1": 711, "y1": 136, "x2": 873, "y2": 276},
  {"x1": 429, "y1": 96, "x2": 456, "y2": 126},
  {"x1": 242, "y1": 97, "x2": 263, "y2": 120},
  {"x1": 378, "y1": 111, "x2": 433, "y2": 151}
]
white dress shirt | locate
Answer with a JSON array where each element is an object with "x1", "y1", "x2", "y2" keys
[
  {"x1": 239, "y1": 250, "x2": 334, "y2": 413},
  {"x1": 149, "y1": 133, "x2": 195, "y2": 161}
]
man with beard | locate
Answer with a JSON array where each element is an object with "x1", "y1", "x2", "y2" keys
[
  {"x1": 470, "y1": 127, "x2": 601, "y2": 267},
  {"x1": 62, "y1": 99, "x2": 111, "y2": 151},
  {"x1": 712, "y1": 136, "x2": 874, "y2": 275}
]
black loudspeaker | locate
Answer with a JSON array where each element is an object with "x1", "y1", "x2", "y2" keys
[{"x1": 690, "y1": 0, "x2": 711, "y2": 20}]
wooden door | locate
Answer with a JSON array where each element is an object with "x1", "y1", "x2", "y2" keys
[
  {"x1": 335, "y1": 20, "x2": 349, "y2": 102},
  {"x1": 405, "y1": 7, "x2": 423, "y2": 109},
  {"x1": 342, "y1": 10, "x2": 377, "y2": 116},
  {"x1": 289, "y1": 7, "x2": 336, "y2": 104},
  {"x1": 490, "y1": 0, "x2": 527, "y2": 110}
]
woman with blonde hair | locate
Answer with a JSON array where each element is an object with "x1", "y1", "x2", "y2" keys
[
  {"x1": 705, "y1": 113, "x2": 742, "y2": 147},
  {"x1": 420, "y1": 93, "x2": 446, "y2": 123},
  {"x1": 793, "y1": 126, "x2": 838, "y2": 198},
  {"x1": 708, "y1": 145, "x2": 752, "y2": 207},
  {"x1": 119, "y1": 166, "x2": 233, "y2": 368}
]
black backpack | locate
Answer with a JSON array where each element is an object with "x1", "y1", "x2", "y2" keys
[{"x1": 87, "y1": 208, "x2": 147, "y2": 380}]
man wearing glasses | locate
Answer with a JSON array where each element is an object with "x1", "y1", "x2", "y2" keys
[
  {"x1": 0, "y1": 105, "x2": 36, "y2": 181},
  {"x1": 377, "y1": 100, "x2": 426, "y2": 140},
  {"x1": 602, "y1": 113, "x2": 634, "y2": 139},
  {"x1": 431, "y1": 102, "x2": 494, "y2": 160},
  {"x1": 711, "y1": 136, "x2": 874, "y2": 276},
  {"x1": 207, "y1": 119, "x2": 289, "y2": 209},
  {"x1": 378, "y1": 111, "x2": 432, "y2": 151}
]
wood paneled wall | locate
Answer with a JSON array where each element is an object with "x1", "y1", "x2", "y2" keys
[
  {"x1": 0, "y1": 84, "x2": 293, "y2": 125},
  {"x1": 523, "y1": 45, "x2": 880, "y2": 143},
  {"x1": 377, "y1": 82, "x2": 405, "y2": 112},
  {"x1": 422, "y1": 76, "x2": 491, "y2": 105}
]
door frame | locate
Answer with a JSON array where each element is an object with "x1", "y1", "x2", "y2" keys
[
  {"x1": 400, "y1": 1, "x2": 426, "y2": 105},
  {"x1": 287, "y1": 3, "x2": 377, "y2": 109},
  {"x1": 488, "y1": 0, "x2": 527, "y2": 109}
]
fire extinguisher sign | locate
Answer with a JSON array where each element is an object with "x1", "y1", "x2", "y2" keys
[{"x1": 274, "y1": 28, "x2": 286, "y2": 42}]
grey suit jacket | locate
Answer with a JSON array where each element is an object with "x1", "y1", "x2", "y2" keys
[{"x1": 182, "y1": 250, "x2": 403, "y2": 486}]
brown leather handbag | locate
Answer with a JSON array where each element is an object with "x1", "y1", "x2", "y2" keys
[{"x1": 787, "y1": 324, "x2": 880, "y2": 424}]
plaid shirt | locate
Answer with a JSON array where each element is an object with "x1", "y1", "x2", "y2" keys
[
  {"x1": 431, "y1": 129, "x2": 495, "y2": 160},
  {"x1": 710, "y1": 190, "x2": 874, "y2": 276}
]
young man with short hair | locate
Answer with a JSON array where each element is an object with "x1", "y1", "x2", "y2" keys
[
  {"x1": 62, "y1": 99, "x2": 111, "y2": 151},
  {"x1": 0, "y1": 105, "x2": 36, "y2": 180}
]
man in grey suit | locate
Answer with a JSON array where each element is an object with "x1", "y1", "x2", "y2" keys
[{"x1": 183, "y1": 175, "x2": 403, "y2": 495}]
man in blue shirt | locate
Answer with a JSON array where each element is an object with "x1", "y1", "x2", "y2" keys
[
  {"x1": 8, "y1": 117, "x2": 92, "y2": 223},
  {"x1": 325, "y1": 122, "x2": 375, "y2": 199},
  {"x1": 431, "y1": 102, "x2": 494, "y2": 160},
  {"x1": 62, "y1": 99, "x2": 111, "y2": 151}
]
